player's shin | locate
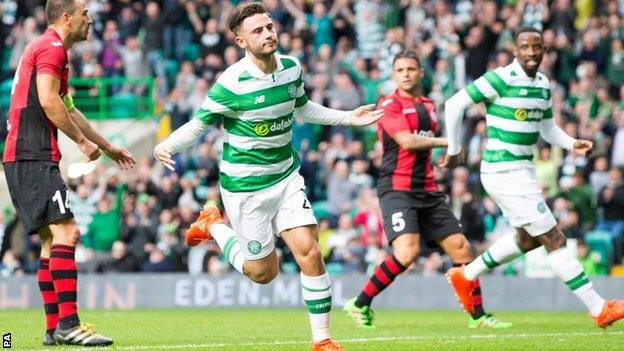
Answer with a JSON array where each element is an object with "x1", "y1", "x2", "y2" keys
[
  {"x1": 356, "y1": 255, "x2": 407, "y2": 307},
  {"x1": 547, "y1": 247, "x2": 605, "y2": 317},
  {"x1": 37, "y1": 258, "x2": 59, "y2": 336},
  {"x1": 210, "y1": 224, "x2": 244, "y2": 274},
  {"x1": 464, "y1": 233, "x2": 524, "y2": 280},
  {"x1": 301, "y1": 272, "x2": 332, "y2": 343},
  {"x1": 49, "y1": 244, "x2": 80, "y2": 330}
]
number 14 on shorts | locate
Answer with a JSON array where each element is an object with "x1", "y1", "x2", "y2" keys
[{"x1": 52, "y1": 190, "x2": 71, "y2": 214}]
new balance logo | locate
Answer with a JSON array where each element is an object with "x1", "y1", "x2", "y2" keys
[
  {"x1": 254, "y1": 95, "x2": 265, "y2": 104},
  {"x1": 51, "y1": 41, "x2": 63, "y2": 47},
  {"x1": 519, "y1": 89, "x2": 528, "y2": 96}
]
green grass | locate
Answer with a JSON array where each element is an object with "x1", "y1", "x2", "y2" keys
[{"x1": 2, "y1": 309, "x2": 623, "y2": 350}]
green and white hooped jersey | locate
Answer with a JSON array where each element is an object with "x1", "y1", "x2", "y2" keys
[
  {"x1": 465, "y1": 59, "x2": 552, "y2": 173},
  {"x1": 195, "y1": 54, "x2": 308, "y2": 193}
]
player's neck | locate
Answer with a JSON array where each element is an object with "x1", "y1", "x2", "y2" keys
[
  {"x1": 248, "y1": 52, "x2": 277, "y2": 74},
  {"x1": 48, "y1": 25, "x2": 74, "y2": 49},
  {"x1": 397, "y1": 88, "x2": 421, "y2": 100}
]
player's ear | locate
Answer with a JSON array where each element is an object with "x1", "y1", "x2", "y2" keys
[{"x1": 234, "y1": 35, "x2": 246, "y2": 50}]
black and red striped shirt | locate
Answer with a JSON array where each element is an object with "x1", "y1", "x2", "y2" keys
[
  {"x1": 3, "y1": 28, "x2": 69, "y2": 163},
  {"x1": 376, "y1": 90, "x2": 438, "y2": 195}
]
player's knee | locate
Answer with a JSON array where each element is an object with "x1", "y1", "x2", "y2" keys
[
  {"x1": 542, "y1": 228, "x2": 567, "y2": 252},
  {"x1": 296, "y1": 243, "x2": 323, "y2": 265},
  {"x1": 394, "y1": 245, "x2": 419, "y2": 266},
  {"x1": 54, "y1": 225, "x2": 81, "y2": 246},
  {"x1": 247, "y1": 267, "x2": 278, "y2": 285},
  {"x1": 450, "y1": 235, "x2": 471, "y2": 255}
]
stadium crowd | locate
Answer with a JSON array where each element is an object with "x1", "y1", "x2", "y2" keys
[{"x1": 1, "y1": 0, "x2": 623, "y2": 278}]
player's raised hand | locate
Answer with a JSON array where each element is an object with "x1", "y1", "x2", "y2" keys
[
  {"x1": 78, "y1": 139, "x2": 100, "y2": 161},
  {"x1": 441, "y1": 149, "x2": 465, "y2": 170},
  {"x1": 104, "y1": 144, "x2": 136, "y2": 170},
  {"x1": 572, "y1": 139, "x2": 593, "y2": 157},
  {"x1": 349, "y1": 104, "x2": 384, "y2": 126},
  {"x1": 154, "y1": 144, "x2": 176, "y2": 171}
]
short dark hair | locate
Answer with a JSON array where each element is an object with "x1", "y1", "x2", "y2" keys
[
  {"x1": 46, "y1": 0, "x2": 77, "y2": 24},
  {"x1": 392, "y1": 50, "x2": 422, "y2": 69},
  {"x1": 227, "y1": 2, "x2": 269, "y2": 34},
  {"x1": 514, "y1": 27, "x2": 543, "y2": 42}
]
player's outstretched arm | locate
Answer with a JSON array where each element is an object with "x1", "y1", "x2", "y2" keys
[
  {"x1": 36, "y1": 73, "x2": 100, "y2": 161},
  {"x1": 348, "y1": 104, "x2": 384, "y2": 126},
  {"x1": 294, "y1": 101, "x2": 383, "y2": 126},
  {"x1": 68, "y1": 103, "x2": 136, "y2": 169},
  {"x1": 442, "y1": 89, "x2": 474, "y2": 169},
  {"x1": 393, "y1": 131, "x2": 448, "y2": 151},
  {"x1": 154, "y1": 118, "x2": 209, "y2": 171},
  {"x1": 538, "y1": 117, "x2": 593, "y2": 156}
]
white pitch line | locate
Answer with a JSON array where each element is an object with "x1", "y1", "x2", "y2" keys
[{"x1": 30, "y1": 330, "x2": 624, "y2": 350}]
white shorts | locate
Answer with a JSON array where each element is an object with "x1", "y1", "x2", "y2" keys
[
  {"x1": 481, "y1": 167, "x2": 557, "y2": 237},
  {"x1": 220, "y1": 171, "x2": 317, "y2": 260}
]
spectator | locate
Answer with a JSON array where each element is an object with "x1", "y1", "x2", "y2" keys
[
  {"x1": 326, "y1": 160, "x2": 359, "y2": 227},
  {"x1": 98, "y1": 241, "x2": 139, "y2": 273},
  {"x1": 596, "y1": 167, "x2": 624, "y2": 264}
]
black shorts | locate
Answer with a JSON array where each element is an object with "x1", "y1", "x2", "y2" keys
[
  {"x1": 4, "y1": 161, "x2": 74, "y2": 234},
  {"x1": 379, "y1": 191, "x2": 463, "y2": 247}
]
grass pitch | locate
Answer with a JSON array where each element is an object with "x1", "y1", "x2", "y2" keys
[{"x1": 2, "y1": 309, "x2": 623, "y2": 350}]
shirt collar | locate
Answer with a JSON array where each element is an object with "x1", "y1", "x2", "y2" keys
[
  {"x1": 392, "y1": 89, "x2": 427, "y2": 103},
  {"x1": 510, "y1": 58, "x2": 539, "y2": 80},
  {"x1": 243, "y1": 52, "x2": 284, "y2": 78},
  {"x1": 46, "y1": 28, "x2": 62, "y2": 40}
]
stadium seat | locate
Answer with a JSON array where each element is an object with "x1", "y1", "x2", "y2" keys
[
  {"x1": 312, "y1": 201, "x2": 330, "y2": 220},
  {"x1": 183, "y1": 44, "x2": 200, "y2": 62},
  {"x1": 108, "y1": 94, "x2": 137, "y2": 119},
  {"x1": 281, "y1": 262, "x2": 298, "y2": 274},
  {"x1": 165, "y1": 60, "x2": 179, "y2": 85},
  {"x1": 585, "y1": 230, "x2": 613, "y2": 273},
  {"x1": 326, "y1": 262, "x2": 344, "y2": 275}
]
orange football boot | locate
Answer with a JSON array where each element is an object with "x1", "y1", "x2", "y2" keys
[
  {"x1": 592, "y1": 300, "x2": 624, "y2": 328},
  {"x1": 446, "y1": 266, "x2": 475, "y2": 314},
  {"x1": 312, "y1": 339, "x2": 345, "y2": 351},
  {"x1": 185, "y1": 205, "x2": 224, "y2": 246}
]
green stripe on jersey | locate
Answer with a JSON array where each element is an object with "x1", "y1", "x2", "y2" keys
[
  {"x1": 222, "y1": 143, "x2": 293, "y2": 165},
  {"x1": 223, "y1": 113, "x2": 293, "y2": 138},
  {"x1": 486, "y1": 104, "x2": 551, "y2": 121},
  {"x1": 484, "y1": 71, "x2": 507, "y2": 97},
  {"x1": 238, "y1": 71, "x2": 254, "y2": 82},
  {"x1": 280, "y1": 57, "x2": 297, "y2": 70},
  {"x1": 219, "y1": 152, "x2": 300, "y2": 192},
  {"x1": 466, "y1": 83, "x2": 486, "y2": 103},
  {"x1": 209, "y1": 83, "x2": 239, "y2": 110},
  {"x1": 483, "y1": 150, "x2": 533, "y2": 163},
  {"x1": 237, "y1": 78, "x2": 302, "y2": 111},
  {"x1": 505, "y1": 86, "x2": 550, "y2": 100},
  {"x1": 295, "y1": 94, "x2": 308, "y2": 108},
  {"x1": 195, "y1": 111, "x2": 224, "y2": 125},
  {"x1": 487, "y1": 126, "x2": 539, "y2": 146}
]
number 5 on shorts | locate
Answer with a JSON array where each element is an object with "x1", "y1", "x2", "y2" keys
[
  {"x1": 392, "y1": 212, "x2": 405, "y2": 232},
  {"x1": 52, "y1": 190, "x2": 71, "y2": 214}
]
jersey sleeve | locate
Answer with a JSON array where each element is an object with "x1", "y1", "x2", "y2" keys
[
  {"x1": 294, "y1": 61, "x2": 308, "y2": 108},
  {"x1": 35, "y1": 44, "x2": 66, "y2": 79},
  {"x1": 377, "y1": 98, "x2": 411, "y2": 138},
  {"x1": 464, "y1": 69, "x2": 507, "y2": 103},
  {"x1": 194, "y1": 77, "x2": 237, "y2": 125}
]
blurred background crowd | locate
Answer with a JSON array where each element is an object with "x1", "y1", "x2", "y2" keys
[{"x1": 0, "y1": 0, "x2": 623, "y2": 278}]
